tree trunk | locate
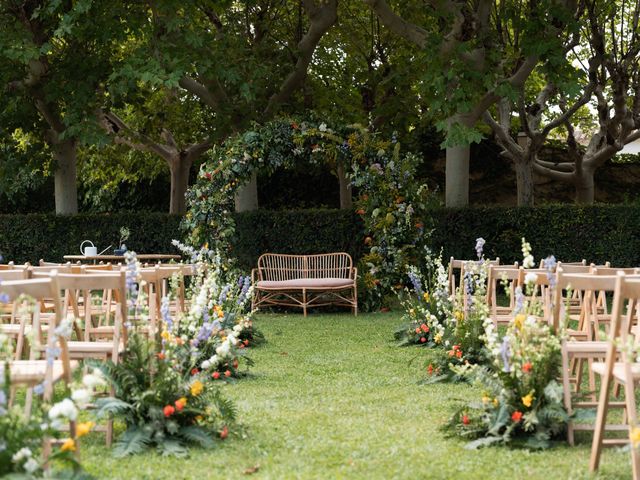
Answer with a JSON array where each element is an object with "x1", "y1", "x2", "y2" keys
[
  {"x1": 445, "y1": 145, "x2": 470, "y2": 207},
  {"x1": 169, "y1": 156, "x2": 193, "y2": 214},
  {"x1": 234, "y1": 172, "x2": 259, "y2": 212},
  {"x1": 514, "y1": 158, "x2": 534, "y2": 206},
  {"x1": 336, "y1": 162, "x2": 353, "y2": 210},
  {"x1": 574, "y1": 167, "x2": 595, "y2": 204},
  {"x1": 53, "y1": 139, "x2": 78, "y2": 214}
]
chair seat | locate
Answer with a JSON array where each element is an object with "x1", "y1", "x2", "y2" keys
[
  {"x1": 67, "y1": 341, "x2": 124, "y2": 356},
  {"x1": 592, "y1": 361, "x2": 640, "y2": 382},
  {"x1": 257, "y1": 278, "x2": 354, "y2": 289},
  {"x1": 10, "y1": 360, "x2": 79, "y2": 386}
]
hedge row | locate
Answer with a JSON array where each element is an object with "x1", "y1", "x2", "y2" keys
[
  {"x1": 430, "y1": 205, "x2": 640, "y2": 267},
  {"x1": 0, "y1": 213, "x2": 183, "y2": 265},
  {"x1": 2, "y1": 206, "x2": 640, "y2": 268}
]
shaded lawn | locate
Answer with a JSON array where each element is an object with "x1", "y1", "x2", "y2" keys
[{"x1": 82, "y1": 312, "x2": 630, "y2": 479}]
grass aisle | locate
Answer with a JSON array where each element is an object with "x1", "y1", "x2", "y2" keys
[{"x1": 84, "y1": 313, "x2": 628, "y2": 479}]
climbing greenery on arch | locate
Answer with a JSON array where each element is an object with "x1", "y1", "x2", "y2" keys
[{"x1": 183, "y1": 117, "x2": 439, "y2": 310}]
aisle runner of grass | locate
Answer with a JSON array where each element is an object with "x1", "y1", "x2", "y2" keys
[{"x1": 83, "y1": 313, "x2": 628, "y2": 479}]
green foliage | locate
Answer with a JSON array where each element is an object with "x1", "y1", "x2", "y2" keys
[
  {"x1": 429, "y1": 204, "x2": 640, "y2": 266},
  {"x1": 232, "y1": 209, "x2": 363, "y2": 271},
  {"x1": 0, "y1": 213, "x2": 183, "y2": 264}
]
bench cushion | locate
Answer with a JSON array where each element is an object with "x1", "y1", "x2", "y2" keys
[{"x1": 257, "y1": 278, "x2": 354, "y2": 289}]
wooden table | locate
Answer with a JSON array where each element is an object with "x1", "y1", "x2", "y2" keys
[{"x1": 63, "y1": 254, "x2": 182, "y2": 264}]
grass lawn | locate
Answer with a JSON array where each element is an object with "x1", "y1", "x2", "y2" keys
[{"x1": 82, "y1": 312, "x2": 630, "y2": 479}]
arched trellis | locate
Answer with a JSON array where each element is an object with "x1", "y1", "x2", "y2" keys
[{"x1": 183, "y1": 117, "x2": 437, "y2": 310}]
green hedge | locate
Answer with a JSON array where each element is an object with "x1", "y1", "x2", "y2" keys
[
  {"x1": 2, "y1": 206, "x2": 640, "y2": 269},
  {"x1": 0, "y1": 213, "x2": 184, "y2": 265},
  {"x1": 430, "y1": 205, "x2": 640, "y2": 267},
  {"x1": 232, "y1": 209, "x2": 364, "y2": 270}
]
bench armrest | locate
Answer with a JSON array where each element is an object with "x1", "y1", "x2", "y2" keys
[
  {"x1": 251, "y1": 268, "x2": 261, "y2": 283},
  {"x1": 351, "y1": 266, "x2": 358, "y2": 281}
]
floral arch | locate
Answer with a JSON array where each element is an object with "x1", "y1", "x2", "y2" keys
[{"x1": 183, "y1": 117, "x2": 438, "y2": 309}]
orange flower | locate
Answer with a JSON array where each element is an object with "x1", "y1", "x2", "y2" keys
[
  {"x1": 220, "y1": 425, "x2": 229, "y2": 440},
  {"x1": 427, "y1": 364, "x2": 434, "y2": 375},
  {"x1": 212, "y1": 371, "x2": 221, "y2": 379},
  {"x1": 415, "y1": 327, "x2": 421, "y2": 334},
  {"x1": 511, "y1": 411, "x2": 523, "y2": 422},
  {"x1": 462, "y1": 415, "x2": 470, "y2": 425},
  {"x1": 157, "y1": 352, "x2": 165, "y2": 360},
  {"x1": 76, "y1": 421, "x2": 95, "y2": 438},
  {"x1": 420, "y1": 324, "x2": 429, "y2": 332},
  {"x1": 175, "y1": 397, "x2": 187, "y2": 411},
  {"x1": 224, "y1": 370, "x2": 232, "y2": 378},
  {"x1": 522, "y1": 362, "x2": 533, "y2": 373},
  {"x1": 356, "y1": 209, "x2": 366, "y2": 215},
  {"x1": 455, "y1": 350, "x2": 462, "y2": 358},
  {"x1": 164, "y1": 405, "x2": 175, "y2": 417}
]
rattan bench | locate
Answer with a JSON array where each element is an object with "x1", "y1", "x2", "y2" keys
[{"x1": 251, "y1": 253, "x2": 358, "y2": 316}]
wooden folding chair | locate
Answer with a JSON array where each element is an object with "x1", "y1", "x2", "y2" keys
[
  {"x1": 448, "y1": 257, "x2": 499, "y2": 296},
  {"x1": 553, "y1": 269, "x2": 621, "y2": 445},
  {"x1": 590, "y1": 273, "x2": 640, "y2": 478},
  {"x1": 486, "y1": 263, "x2": 520, "y2": 326}
]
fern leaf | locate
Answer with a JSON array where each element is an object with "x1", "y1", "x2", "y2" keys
[
  {"x1": 179, "y1": 426, "x2": 215, "y2": 448},
  {"x1": 157, "y1": 438, "x2": 188, "y2": 457},
  {"x1": 113, "y1": 427, "x2": 152, "y2": 457}
]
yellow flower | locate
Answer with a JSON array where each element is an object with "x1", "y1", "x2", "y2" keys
[
  {"x1": 218, "y1": 310, "x2": 224, "y2": 318},
  {"x1": 76, "y1": 421, "x2": 95, "y2": 438},
  {"x1": 434, "y1": 333, "x2": 442, "y2": 344},
  {"x1": 60, "y1": 438, "x2": 76, "y2": 452},
  {"x1": 631, "y1": 427, "x2": 640, "y2": 448},
  {"x1": 454, "y1": 311, "x2": 464, "y2": 321},
  {"x1": 522, "y1": 392, "x2": 534, "y2": 408},
  {"x1": 409, "y1": 309, "x2": 415, "y2": 317},
  {"x1": 190, "y1": 380, "x2": 204, "y2": 397},
  {"x1": 514, "y1": 314, "x2": 526, "y2": 330},
  {"x1": 161, "y1": 331, "x2": 171, "y2": 340},
  {"x1": 423, "y1": 292, "x2": 430, "y2": 302},
  {"x1": 482, "y1": 395, "x2": 491, "y2": 405},
  {"x1": 493, "y1": 398, "x2": 499, "y2": 407}
]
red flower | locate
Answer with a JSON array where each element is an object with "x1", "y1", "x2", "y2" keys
[
  {"x1": 233, "y1": 359, "x2": 239, "y2": 369},
  {"x1": 415, "y1": 327, "x2": 421, "y2": 334},
  {"x1": 455, "y1": 350, "x2": 462, "y2": 358},
  {"x1": 157, "y1": 352, "x2": 165, "y2": 360},
  {"x1": 427, "y1": 364, "x2": 434, "y2": 375},
  {"x1": 203, "y1": 172, "x2": 212, "y2": 180},
  {"x1": 224, "y1": 370, "x2": 232, "y2": 378},
  {"x1": 462, "y1": 415, "x2": 470, "y2": 425},
  {"x1": 420, "y1": 337, "x2": 427, "y2": 343},
  {"x1": 420, "y1": 324, "x2": 429, "y2": 332},
  {"x1": 511, "y1": 411, "x2": 523, "y2": 422},
  {"x1": 220, "y1": 425, "x2": 229, "y2": 440},
  {"x1": 522, "y1": 362, "x2": 533, "y2": 373},
  {"x1": 191, "y1": 368, "x2": 199, "y2": 376},
  {"x1": 243, "y1": 339, "x2": 249, "y2": 346},
  {"x1": 212, "y1": 371, "x2": 220, "y2": 380},
  {"x1": 163, "y1": 405, "x2": 175, "y2": 417},
  {"x1": 239, "y1": 343, "x2": 245, "y2": 349}
]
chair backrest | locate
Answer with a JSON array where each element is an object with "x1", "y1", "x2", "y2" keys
[
  {"x1": 609, "y1": 273, "x2": 640, "y2": 348},
  {"x1": 0, "y1": 275, "x2": 69, "y2": 398},
  {"x1": 591, "y1": 266, "x2": 639, "y2": 276},
  {"x1": 257, "y1": 253, "x2": 353, "y2": 281},
  {"x1": 556, "y1": 262, "x2": 592, "y2": 274},
  {"x1": 0, "y1": 270, "x2": 30, "y2": 281},
  {"x1": 448, "y1": 257, "x2": 500, "y2": 294},
  {"x1": 552, "y1": 269, "x2": 618, "y2": 332}
]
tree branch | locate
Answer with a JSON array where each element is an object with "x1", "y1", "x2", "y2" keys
[
  {"x1": 264, "y1": 0, "x2": 338, "y2": 117},
  {"x1": 362, "y1": 0, "x2": 427, "y2": 47}
]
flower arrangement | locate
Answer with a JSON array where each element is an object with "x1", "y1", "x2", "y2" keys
[
  {"x1": 395, "y1": 248, "x2": 450, "y2": 346},
  {"x1": 94, "y1": 251, "x2": 240, "y2": 457},
  {"x1": 423, "y1": 239, "x2": 490, "y2": 383},
  {"x1": 0, "y1": 332, "x2": 102, "y2": 478},
  {"x1": 443, "y1": 239, "x2": 568, "y2": 448}
]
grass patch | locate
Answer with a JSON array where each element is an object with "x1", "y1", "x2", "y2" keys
[{"x1": 81, "y1": 312, "x2": 629, "y2": 479}]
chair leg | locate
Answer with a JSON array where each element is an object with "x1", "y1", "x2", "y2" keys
[
  {"x1": 624, "y1": 376, "x2": 640, "y2": 480},
  {"x1": 590, "y1": 369, "x2": 613, "y2": 471},
  {"x1": 302, "y1": 289, "x2": 307, "y2": 317},
  {"x1": 561, "y1": 346, "x2": 575, "y2": 446}
]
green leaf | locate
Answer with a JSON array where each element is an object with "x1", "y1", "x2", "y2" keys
[
  {"x1": 464, "y1": 436, "x2": 503, "y2": 450},
  {"x1": 179, "y1": 426, "x2": 215, "y2": 448},
  {"x1": 157, "y1": 438, "x2": 188, "y2": 457},
  {"x1": 113, "y1": 427, "x2": 152, "y2": 457}
]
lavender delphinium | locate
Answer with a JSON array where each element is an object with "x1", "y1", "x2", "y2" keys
[
  {"x1": 499, "y1": 336, "x2": 512, "y2": 373},
  {"x1": 408, "y1": 270, "x2": 424, "y2": 297},
  {"x1": 475, "y1": 237, "x2": 486, "y2": 261},
  {"x1": 237, "y1": 276, "x2": 251, "y2": 306}
]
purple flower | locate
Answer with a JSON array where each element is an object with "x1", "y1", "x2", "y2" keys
[
  {"x1": 408, "y1": 271, "x2": 423, "y2": 296},
  {"x1": 499, "y1": 337, "x2": 511, "y2": 372},
  {"x1": 161, "y1": 296, "x2": 173, "y2": 332},
  {"x1": 475, "y1": 238, "x2": 486, "y2": 260},
  {"x1": 543, "y1": 255, "x2": 557, "y2": 290},
  {"x1": 514, "y1": 286, "x2": 524, "y2": 314}
]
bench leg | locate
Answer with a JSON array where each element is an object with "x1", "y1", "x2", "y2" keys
[{"x1": 302, "y1": 289, "x2": 307, "y2": 317}]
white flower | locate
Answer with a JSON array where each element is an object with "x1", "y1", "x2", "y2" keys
[
  {"x1": 524, "y1": 272, "x2": 538, "y2": 285},
  {"x1": 71, "y1": 388, "x2": 92, "y2": 407},
  {"x1": 82, "y1": 371, "x2": 105, "y2": 389},
  {"x1": 215, "y1": 342, "x2": 230, "y2": 357},
  {"x1": 233, "y1": 324, "x2": 243, "y2": 333},
  {"x1": 201, "y1": 360, "x2": 211, "y2": 370},
  {"x1": 319, "y1": 123, "x2": 327, "y2": 132},
  {"x1": 12, "y1": 447, "x2": 32, "y2": 463},
  {"x1": 209, "y1": 354, "x2": 219, "y2": 366},
  {"x1": 49, "y1": 398, "x2": 78, "y2": 421},
  {"x1": 23, "y1": 457, "x2": 39, "y2": 474},
  {"x1": 523, "y1": 255, "x2": 535, "y2": 269},
  {"x1": 227, "y1": 334, "x2": 238, "y2": 346},
  {"x1": 243, "y1": 151, "x2": 251, "y2": 161}
]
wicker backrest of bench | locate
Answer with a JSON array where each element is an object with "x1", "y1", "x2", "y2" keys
[{"x1": 256, "y1": 253, "x2": 353, "y2": 281}]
